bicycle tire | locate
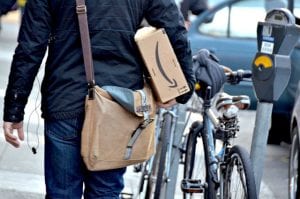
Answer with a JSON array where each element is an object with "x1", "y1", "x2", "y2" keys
[
  {"x1": 154, "y1": 113, "x2": 172, "y2": 199},
  {"x1": 164, "y1": 104, "x2": 187, "y2": 199},
  {"x1": 144, "y1": 112, "x2": 172, "y2": 199},
  {"x1": 183, "y1": 121, "x2": 217, "y2": 199},
  {"x1": 144, "y1": 137, "x2": 162, "y2": 199},
  {"x1": 223, "y1": 145, "x2": 257, "y2": 199},
  {"x1": 136, "y1": 160, "x2": 150, "y2": 197},
  {"x1": 289, "y1": 127, "x2": 300, "y2": 199}
]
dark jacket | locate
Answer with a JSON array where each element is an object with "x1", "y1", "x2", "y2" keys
[
  {"x1": 4, "y1": 0, "x2": 195, "y2": 122},
  {"x1": 0, "y1": 0, "x2": 17, "y2": 15}
]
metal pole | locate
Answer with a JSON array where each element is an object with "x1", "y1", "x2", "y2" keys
[
  {"x1": 250, "y1": 102, "x2": 273, "y2": 194},
  {"x1": 165, "y1": 103, "x2": 187, "y2": 199}
]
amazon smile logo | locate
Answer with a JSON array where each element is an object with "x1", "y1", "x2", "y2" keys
[{"x1": 155, "y1": 42, "x2": 178, "y2": 88}]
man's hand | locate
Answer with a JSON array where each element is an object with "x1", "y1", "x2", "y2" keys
[
  {"x1": 222, "y1": 65, "x2": 232, "y2": 74},
  {"x1": 184, "y1": 20, "x2": 191, "y2": 30},
  {"x1": 3, "y1": 121, "x2": 24, "y2": 148},
  {"x1": 156, "y1": 99, "x2": 177, "y2": 109}
]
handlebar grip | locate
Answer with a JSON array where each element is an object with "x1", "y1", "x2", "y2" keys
[
  {"x1": 239, "y1": 70, "x2": 252, "y2": 78},
  {"x1": 226, "y1": 69, "x2": 252, "y2": 84}
]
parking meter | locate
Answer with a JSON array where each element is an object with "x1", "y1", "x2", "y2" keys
[
  {"x1": 250, "y1": 8, "x2": 300, "y2": 195},
  {"x1": 252, "y1": 8, "x2": 300, "y2": 102}
]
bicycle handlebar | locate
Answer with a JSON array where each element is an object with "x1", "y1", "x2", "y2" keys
[
  {"x1": 193, "y1": 69, "x2": 252, "y2": 101},
  {"x1": 225, "y1": 69, "x2": 252, "y2": 85}
]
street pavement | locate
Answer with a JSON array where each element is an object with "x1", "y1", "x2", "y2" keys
[{"x1": 0, "y1": 11, "x2": 290, "y2": 199}]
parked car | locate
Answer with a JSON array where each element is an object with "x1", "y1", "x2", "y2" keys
[
  {"x1": 289, "y1": 82, "x2": 300, "y2": 199},
  {"x1": 188, "y1": 0, "x2": 300, "y2": 144}
]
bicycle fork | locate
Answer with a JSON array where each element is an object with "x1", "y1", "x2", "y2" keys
[{"x1": 203, "y1": 117, "x2": 219, "y2": 184}]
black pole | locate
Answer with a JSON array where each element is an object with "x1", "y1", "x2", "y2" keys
[{"x1": 288, "y1": 0, "x2": 294, "y2": 13}]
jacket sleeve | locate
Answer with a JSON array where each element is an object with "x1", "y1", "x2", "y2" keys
[
  {"x1": 144, "y1": 0, "x2": 195, "y2": 104},
  {"x1": 189, "y1": 0, "x2": 208, "y2": 16},
  {"x1": 0, "y1": 0, "x2": 17, "y2": 15},
  {"x1": 180, "y1": 0, "x2": 189, "y2": 21},
  {"x1": 3, "y1": 0, "x2": 51, "y2": 122}
]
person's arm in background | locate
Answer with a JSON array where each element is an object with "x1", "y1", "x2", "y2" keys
[
  {"x1": 189, "y1": 0, "x2": 208, "y2": 16},
  {"x1": 180, "y1": 0, "x2": 190, "y2": 28},
  {"x1": 3, "y1": 0, "x2": 51, "y2": 147},
  {"x1": 144, "y1": 0, "x2": 196, "y2": 104},
  {"x1": 183, "y1": 0, "x2": 209, "y2": 29}
]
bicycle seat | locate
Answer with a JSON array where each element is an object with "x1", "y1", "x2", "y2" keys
[{"x1": 216, "y1": 92, "x2": 250, "y2": 111}]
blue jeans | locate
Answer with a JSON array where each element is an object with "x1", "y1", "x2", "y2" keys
[{"x1": 44, "y1": 116, "x2": 126, "y2": 199}]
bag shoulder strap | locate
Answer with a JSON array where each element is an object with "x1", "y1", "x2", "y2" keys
[{"x1": 75, "y1": 0, "x2": 95, "y2": 99}]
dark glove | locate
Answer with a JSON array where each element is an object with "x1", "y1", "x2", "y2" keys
[
  {"x1": 176, "y1": 81, "x2": 194, "y2": 104},
  {"x1": 193, "y1": 49, "x2": 226, "y2": 99}
]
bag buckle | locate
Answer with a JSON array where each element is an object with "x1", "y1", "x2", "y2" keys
[
  {"x1": 76, "y1": 5, "x2": 87, "y2": 14},
  {"x1": 124, "y1": 118, "x2": 154, "y2": 160},
  {"x1": 136, "y1": 89, "x2": 151, "y2": 121},
  {"x1": 140, "y1": 118, "x2": 153, "y2": 129},
  {"x1": 88, "y1": 81, "x2": 95, "y2": 100}
]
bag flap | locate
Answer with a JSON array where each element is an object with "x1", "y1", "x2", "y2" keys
[{"x1": 102, "y1": 84, "x2": 156, "y2": 118}]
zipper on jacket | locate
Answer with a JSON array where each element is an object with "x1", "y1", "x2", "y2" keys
[{"x1": 48, "y1": 34, "x2": 56, "y2": 44}]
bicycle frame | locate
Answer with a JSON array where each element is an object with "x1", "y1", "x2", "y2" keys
[
  {"x1": 202, "y1": 90, "x2": 219, "y2": 185},
  {"x1": 136, "y1": 105, "x2": 184, "y2": 199},
  {"x1": 182, "y1": 86, "x2": 253, "y2": 198}
]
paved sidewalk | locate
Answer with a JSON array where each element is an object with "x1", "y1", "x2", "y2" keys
[{"x1": 0, "y1": 131, "x2": 45, "y2": 199}]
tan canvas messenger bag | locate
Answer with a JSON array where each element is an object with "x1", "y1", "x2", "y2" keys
[{"x1": 76, "y1": 0, "x2": 156, "y2": 171}]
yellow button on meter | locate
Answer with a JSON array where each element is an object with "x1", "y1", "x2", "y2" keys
[{"x1": 254, "y1": 55, "x2": 273, "y2": 69}]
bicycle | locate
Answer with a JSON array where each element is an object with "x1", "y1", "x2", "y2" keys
[
  {"x1": 131, "y1": 96, "x2": 204, "y2": 199},
  {"x1": 181, "y1": 69, "x2": 257, "y2": 199},
  {"x1": 132, "y1": 102, "x2": 189, "y2": 199}
]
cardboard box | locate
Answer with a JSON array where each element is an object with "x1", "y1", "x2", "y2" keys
[{"x1": 134, "y1": 27, "x2": 190, "y2": 103}]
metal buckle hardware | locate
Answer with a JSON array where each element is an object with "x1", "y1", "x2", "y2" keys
[
  {"x1": 88, "y1": 81, "x2": 95, "y2": 100},
  {"x1": 76, "y1": 5, "x2": 87, "y2": 14}
]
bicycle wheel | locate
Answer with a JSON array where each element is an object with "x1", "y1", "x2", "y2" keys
[
  {"x1": 144, "y1": 144, "x2": 161, "y2": 199},
  {"x1": 289, "y1": 127, "x2": 300, "y2": 199},
  {"x1": 145, "y1": 112, "x2": 172, "y2": 199},
  {"x1": 223, "y1": 145, "x2": 257, "y2": 199},
  {"x1": 136, "y1": 159, "x2": 151, "y2": 197},
  {"x1": 183, "y1": 121, "x2": 217, "y2": 199},
  {"x1": 164, "y1": 104, "x2": 186, "y2": 199}
]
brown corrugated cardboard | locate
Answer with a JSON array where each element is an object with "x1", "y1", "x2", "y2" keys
[{"x1": 134, "y1": 27, "x2": 190, "y2": 103}]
